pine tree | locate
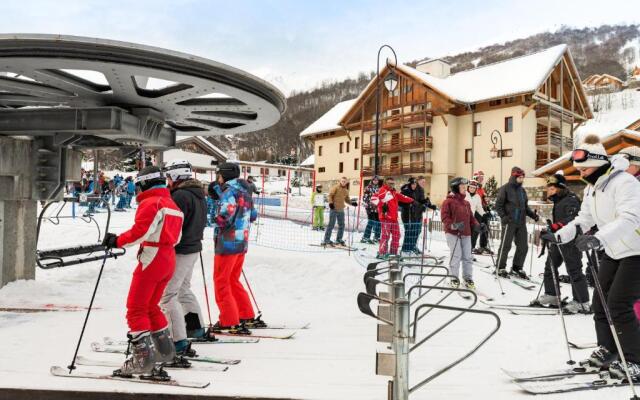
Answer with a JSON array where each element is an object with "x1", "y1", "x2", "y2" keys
[{"x1": 484, "y1": 176, "x2": 499, "y2": 205}]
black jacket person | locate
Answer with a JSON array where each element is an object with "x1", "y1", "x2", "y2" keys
[{"x1": 495, "y1": 167, "x2": 539, "y2": 277}]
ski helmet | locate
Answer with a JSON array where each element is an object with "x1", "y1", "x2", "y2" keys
[
  {"x1": 164, "y1": 159, "x2": 193, "y2": 182},
  {"x1": 217, "y1": 162, "x2": 240, "y2": 182},
  {"x1": 135, "y1": 165, "x2": 166, "y2": 192},
  {"x1": 449, "y1": 176, "x2": 468, "y2": 193}
]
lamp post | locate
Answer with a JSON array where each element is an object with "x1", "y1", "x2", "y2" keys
[
  {"x1": 490, "y1": 129, "x2": 503, "y2": 187},
  {"x1": 374, "y1": 45, "x2": 398, "y2": 177}
]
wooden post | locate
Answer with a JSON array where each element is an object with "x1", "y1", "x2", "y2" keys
[
  {"x1": 311, "y1": 170, "x2": 316, "y2": 227},
  {"x1": 547, "y1": 77, "x2": 551, "y2": 164},
  {"x1": 560, "y1": 61, "x2": 564, "y2": 156},
  {"x1": 261, "y1": 169, "x2": 266, "y2": 216},
  {"x1": 356, "y1": 171, "x2": 364, "y2": 231},
  {"x1": 284, "y1": 169, "x2": 291, "y2": 220}
]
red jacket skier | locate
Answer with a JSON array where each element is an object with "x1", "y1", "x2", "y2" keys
[
  {"x1": 103, "y1": 165, "x2": 184, "y2": 377},
  {"x1": 371, "y1": 177, "x2": 414, "y2": 258}
]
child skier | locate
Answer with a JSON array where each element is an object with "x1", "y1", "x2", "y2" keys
[
  {"x1": 102, "y1": 166, "x2": 184, "y2": 378},
  {"x1": 311, "y1": 185, "x2": 326, "y2": 230},
  {"x1": 441, "y1": 177, "x2": 480, "y2": 289},
  {"x1": 371, "y1": 177, "x2": 415, "y2": 259}
]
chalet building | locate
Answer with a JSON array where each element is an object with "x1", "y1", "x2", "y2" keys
[
  {"x1": 631, "y1": 66, "x2": 640, "y2": 82},
  {"x1": 583, "y1": 73, "x2": 624, "y2": 91},
  {"x1": 301, "y1": 44, "x2": 592, "y2": 203}
]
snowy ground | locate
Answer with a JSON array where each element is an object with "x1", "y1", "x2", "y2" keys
[{"x1": 0, "y1": 204, "x2": 629, "y2": 399}]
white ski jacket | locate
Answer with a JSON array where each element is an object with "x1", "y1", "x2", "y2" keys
[
  {"x1": 465, "y1": 192, "x2": 485, "y2": 218},
  {"x1": 557, "y1": 155, "x2": 640, "y2": 259}
]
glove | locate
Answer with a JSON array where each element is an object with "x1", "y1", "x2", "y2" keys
[
  {"x1": 550, "y1": 222, "x2": 564, "y2": 232},
  {"x1": 472, "y1": 224, "x2": 482, "y2": 234},
  {"x1": 329, "y1": 203, "x2": 335, "y2": 210},
  {"x1": 533, "y1": 210, "x2": 540, "y2": 222},
  {"x1": 351, "y1": 201, "x2": 358, "y2": 207},
  {"x1": 450, "y1": 222, "x2": 465, "y2": 231},
  {"x1": 575, "y1": 235, "x2": 602, "y2": 252},
  {"x1": 540, "y1": 229, "x2": 557, "y2": 243},
  {"x1": 428, "y1": 204, "x2": 437, "y2": 211},
  {"x1": 382, "y1": 204, "x2": 389, "y2": 214},
  {"x1": 102, "y1": 232, "x2": 118, "y2": 249},
  {"x1": 556, "y1": 223, "x2": 576, "y2": 244}
]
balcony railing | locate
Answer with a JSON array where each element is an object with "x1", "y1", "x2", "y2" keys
[
  {"x1": 361, "y1": 136, "x2": 433, "y2": 154},
  {"x1": 535, "y1": 129, "x2": 573, "y2": 150},
  {"x1": 535, "y1": 104, "x2": 573, "y2": 124},
  {"x1": 362, "y1": 111, "x2": 433, "y2": 132},
  {"x1": 362, "y1": 161, "x2": 433, "y2": 177}
]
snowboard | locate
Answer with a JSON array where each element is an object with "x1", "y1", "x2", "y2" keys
[{"x1": 50, "y1": 366, "x2": 210, "y2": 388}]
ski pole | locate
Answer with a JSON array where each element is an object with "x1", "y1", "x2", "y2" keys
[
  {"x1": 67, "y1": 250, "x2": 109, "y2": 374},
  {"x1": 583, "y1": 244, "x2": 639, "y2": 399},
  {"x1": 492, "y1": 224, "x2": 509, "y2": 295},
  {"x1": 548, "y1": 241, "x2": 575, "y2": 365},
  {"x1": 199, "y1": 252, "x2": 213, "y2": 328},
  {"x1": 242, "y1": 270, "x2": 262, "y2": 316},
  {"x1": 529, "y1": 222, "x2": 536, "y2": 277}
]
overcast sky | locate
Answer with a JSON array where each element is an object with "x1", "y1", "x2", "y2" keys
[{"x1": 1, "y1": 0, "x2": 638, "y2": 95}]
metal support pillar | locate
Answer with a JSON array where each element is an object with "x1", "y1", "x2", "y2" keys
[{"x1": 392, "y1": 280, "x2": 409, "y2": 400}]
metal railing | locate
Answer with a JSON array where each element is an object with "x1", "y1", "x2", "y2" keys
[
  {"x1": 357, "y1": 256, "x2": 501, "y2": 400},
  {"x1": 361, "y1": 161, "x2": 433, "y2": 177},
  {"x1": 362, "y1": 136, "x2": 433, "y2": 154}
]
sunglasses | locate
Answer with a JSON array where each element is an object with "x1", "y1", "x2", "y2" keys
[{"x1": 571, "y1": 149, "x2": 608, "y2": 163}]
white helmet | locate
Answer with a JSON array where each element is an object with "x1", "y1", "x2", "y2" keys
[{"x1": 164, "y1": 159, "x2": 192, "y2": 181}]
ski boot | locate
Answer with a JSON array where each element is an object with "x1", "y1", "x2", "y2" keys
[
  {"x1": 371, "y1": 238, "x2": 380, "y2": 244},
  {"x1": 241, "y1": 314, "x2": 268, "y2": 329},
  {"x1": 464, "y1": 279, "x2": 475, "y2": 290},
  {"x1": 173, "y1": 339, "x2": 197, "y2": 357},
  {"x1": 497, "y1": 269, "x2": 509, "y2": 278},
  {"x1": 361, "y1": 238, "x2": 373, "y2": 244},
  {"x1": 335, "y1": 240, "x2": 347, "y2": 247},
  {"x1": 163, "y1": 355, "x2": 193, "y2": 369},
  {"x1": 531, "y1": 294, "x2": 559, "y2": 307},
  {"x1": 481, "y1": 247, "x2": 494, "y2": 255},
  {"x1": 212, "y1": 321, "x2": 252, "y2": 335},
  {"x1": 140, "y1": 365, "x2": 171, "y2": 382},
  {"x1": 563, "y1": 300, "x2": 592, "y2": 315},
  {"x1": 112, "y1": 331, "x2": 156, "y2": 377},
  {"x1": 321, "y1": 240, "x2": 334, "y2": 247},
  {"x1": 411, "y1": 248, "x2": 422, "y2": 256},
  {"x1": 510, "y1": 268, "x2": 529, "y2": 280},
  {"x1": 449, "y1": 277, "x2": 460, "y2": 289},
  {"x1": 188, "y1": 326, "x2": 218, "y2": 342},
  {"x1": 472, "y1": 248, "x2": 483, "y2": 255},
  {"x1": 375, "y1": 253, "x2": 388, "y2": 261},
  {"x1": 151, "y1": 327, "x2": 176, "y2": 365},
  {"x1": 579, "y1": 346, "x2": 618, "y2": 371},
  {"x1": 608, "y1": 360, "x2": 640, "y2": 381}
]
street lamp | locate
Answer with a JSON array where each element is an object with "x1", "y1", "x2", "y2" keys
[
  {"x1": 374, "y1": 44, "x2": 398, "y2": 177},
  {"x1": 490, "y1": 129, "x2": 503, "y2": 187}
]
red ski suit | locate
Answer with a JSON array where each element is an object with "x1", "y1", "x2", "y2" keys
[
  {"x1": 372, "y1": 184, "x2": 414, "y2": 255},
  {"x1": 116, "y1": 187, "x2": 184, "y2": 333}
]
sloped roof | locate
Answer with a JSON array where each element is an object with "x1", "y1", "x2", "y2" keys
[
  {"x1": 300, "y1": 154, "x2": 314, "y2": 166},
  {"x1": 574, "y1": 89, "x2": 640, "y2": 142},
  {"x1": 299, "y1": 99, "x2": 357, "y2": 137},
  {"x1": 176, "y1": 136, "x2": 227, "y2": 160},
  {"x1": 593, "y1": 74, "x2": 624, "y2": 85}
]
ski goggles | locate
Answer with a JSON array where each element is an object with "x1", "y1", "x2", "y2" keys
[
  {"x1": 570, "y1": 149, "x2": 608, "y2": 163},
  {"x1": 134, "y1": 171, "x2": 164, "y2": 184},
  {"x1": 621, "y1": 153, "x2": 640, "y2": 163},
  {"x1": 163, "y1": 162, "x2": 192, "y2": 172}
]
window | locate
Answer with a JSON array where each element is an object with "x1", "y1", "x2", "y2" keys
[
  {"x1": 410, "y1": 152, "x2": 423, "y2": 163},
  {"x1": 354, "y1": 158, "x2": 359, "y2": 170},
  {"x1": 473, "y1": 121, "x2": 481, "y2": 137},
  {"x1": 411, "y1": 127, "x2": 425, "y2": 138},
  {"x1": 242, "y1": 166, "x2": 247, "y2": 173},
  {"x1": 465, "y1": 149, "x2": 473, "y2": 164},
  {"x1": 369, "y1": 156, "x2": 374, "y2": 167},
  {"x1": 370, "y1": 135, "x2": 377, "y2": 145},
  {"x1": 318, "y1": 167, "x2": 326, "y2": 173},
  {"x1": 339, "y1": 143, "x2": 343, "y2": 153},
  {"x1": 391, "y1": 109, "x2": 401, "y2": 116},
  {"x1": 489, "y1": 99, "x2": 502, "y2": 107},
  {"x1": 339, "y1": 162, "x2": 344, "y2": 173},
  {"x1": 505, "y1": 116, "x2": 513, "y2": 132},
  {"x1": 505, "y1": 96, "x2": 517, "y2": 104},
  {"x1": 498, "y1": 149, "x2": 513, "y2": 158},
  {"x1": 318, "y1": 146, "x2": 323, "y2": 156},
  {"x1": 411, "y1": 102, "x2": 431, "y2": 112},
  {"x1": 355, "y1": 137, "x2": 360, "y2": 149},
  {"x1": 247, "y1": 167, "x2": 251, "y2": 173},
  {"x1": 346, "y1": 142, "x2": 350, "y2": 152}
]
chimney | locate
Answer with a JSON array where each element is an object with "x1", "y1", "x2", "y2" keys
[{"x1": 416, "y1": 59, "x2": 451, "y2": 79}]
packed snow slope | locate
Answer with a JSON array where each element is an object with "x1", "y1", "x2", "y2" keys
[{"x1": 0, "y1": 206, "x2": 625, "y2": 399}]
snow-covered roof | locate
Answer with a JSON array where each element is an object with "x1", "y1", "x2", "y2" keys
[
  {"x1": 300, "y1": 154, "x2": 314, "y2": 166},
  {"x1": 574, "y1": 89, "x2": 640, "y2": 142},
  {"x1": 175, "y1": 135, "x2": 228, "y2": 160},
  {"x1": 163, "y1": 148, "x2": 219, "y2": 171},
  {"x1": 393, "y1": 44, "x2": 567, "y2": 104},
  {"x1": 299, "y1": 99, "x2": 357, "y2": 137},
  {"x1": 235, "y1": 160, "x2": 314, "y2": 171}
]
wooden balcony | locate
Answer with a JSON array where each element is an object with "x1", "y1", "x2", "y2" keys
[
  {"x1": 535, "y1": 104, "x2": 573, "y2": 125},
  {"x1": 536, "y1": 128, "x2": 573, "y2": 150},
  {"x1": 362, "y1": 111, "x2": 433, "y2": 132},
  {"x1": 362, "y1": 161, "x2": 433, "y2": 177},
  {"x1": 361, "y1": 135, "x2": 433, "y2": 155}
]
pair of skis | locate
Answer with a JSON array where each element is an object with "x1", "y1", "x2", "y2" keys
[
  {"x1": 478, "y1": 268, "x2": 538, "y2": 291},
  {"x1": 503, "y1": 366, "x2": 632, "y2": 394}
]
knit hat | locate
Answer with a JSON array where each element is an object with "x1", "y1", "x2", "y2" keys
[
  {"x1": 572, "y1": 134, "x2": 609, "y2": 168},
  {"x1": 407, "y1": 177, "x2": 417, "y2": 185},
  {"x1": 217, "y1": 162, "x2": 240, "y2": 182},
  {"x1": 620, "y1": 146, "x2": 640, "y2": 166},
  {"x1": 511, "y1": 167, "x2": 525, "y2": 177},
  {"x1": 546, "y1": 173, "x2": 567, "y2": 189}
]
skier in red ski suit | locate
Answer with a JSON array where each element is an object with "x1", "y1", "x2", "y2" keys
[
  {"x1": 372, "y1": 177, "x2": 415, "y2": 258},
  {"x1": 103, "y1": 166, "x2": 184, "y2": 376}
]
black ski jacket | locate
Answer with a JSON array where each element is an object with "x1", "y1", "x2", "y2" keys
[
  {"x1": 550, "y1": 189, "x2": 581, "y2": 226},
  {"x1": 400, "y1": 184, "x2": 435, "y2": 223},
  {"x1": 171, "y1": 179, "x2": 207, "y2": 254},
  {"x1": 495, "y1": 176, "x2": 536, "y2": 226}
]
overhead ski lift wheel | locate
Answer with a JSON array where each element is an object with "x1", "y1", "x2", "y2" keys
[
  {"x1": 35, "y1": 196, "x2": 125, "y2": 269},
  {"x1": 0, "y1": 35, "x2": 285, "y2": 284}
]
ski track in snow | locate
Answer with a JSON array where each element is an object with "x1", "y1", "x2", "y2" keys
[{"x1": 0, "y1": 207, "x2": 628, "y2": 399}]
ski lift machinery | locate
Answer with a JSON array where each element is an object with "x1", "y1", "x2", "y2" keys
[{"x1": 0, "y1": 34, "x2": 285, "y2": 285}]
